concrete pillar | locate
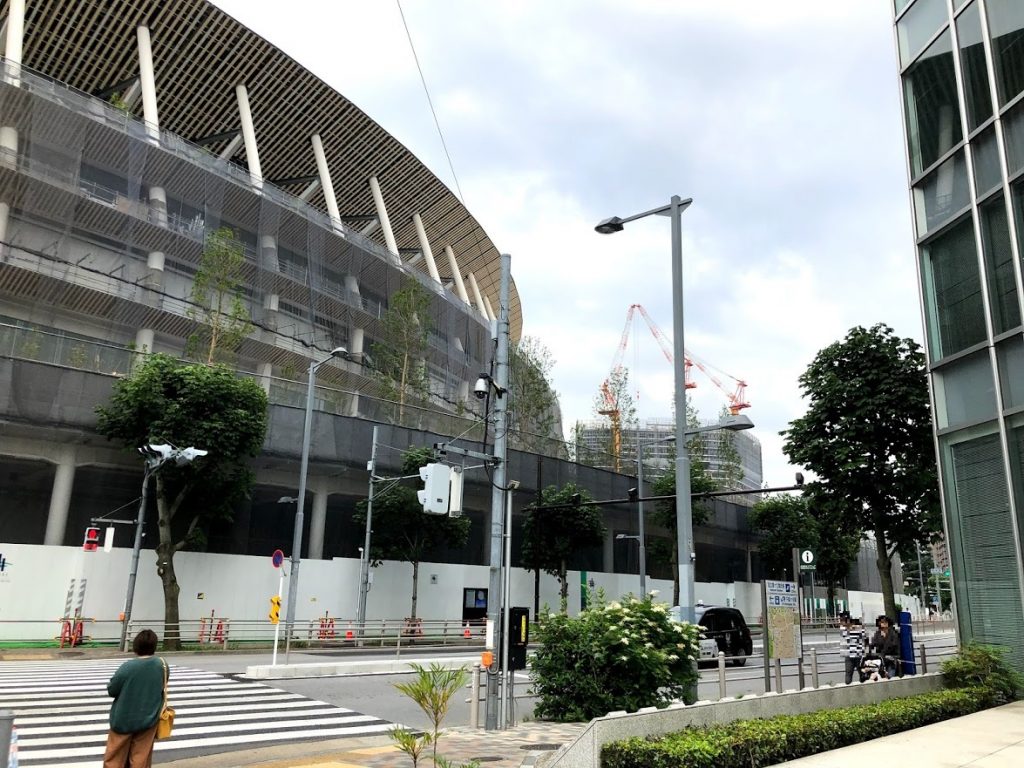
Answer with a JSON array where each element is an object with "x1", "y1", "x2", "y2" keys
[
  {"x1": 458, "y1": 380, "x2": 469, "y2": 401},
  {"x1": 259, "y1": 235, "x2": 279, "y2": 315},
  {"x1": 308, "y1": 488, "x2": 329, "y2": 560},
  {"x1": 311, "y1": 134, "x2": 342, "y2": 227},
  {"x1": 603, "y1": 529, "x2": 615, "y2": 574},
  {"x1": 1, "y1": 125, "x2": 18, "y2": 171},
  {"x1": 368, "y1": 176, "x2": 400, "y2": 262},
  {"x1": 143, "y1": 250, "x2": 165, "y2": 291},
  {"x1": 482, "y1": 295, "x2": 497, "y2": 324},
  {"x1": 257, "y1": 361, "x2": 273, "y2": 394},
  {"x1": 360, "y1": 218, "x2": 380, "y2": 237},
  {"x1": 444, "y1": 246, "x2": 471, "y2": 304},
  {"x1": 136, "y1": 26, "x2": 160, "y2": 140},
  {"x1": 344, "y1": 274, "x2": 360, "y2": 296},
  {"x1": 467, "y1": 272, "x2": 487, "y2": 320},
  {"x1": 218, "y1": 133, "x2": 243, "y2": 162},
  {"x1": 350, "y1": 326, "x2": 365, "y2": 358},
  {"x1": 148, "y1": 186, "x2": 167, "y2": 228},
  {"x1": 4, "y1": 0, "x2": 24, "y2": 84},
  {"x1": 411, "y1": 213, "x2": 442, "y2": 286},
  {"x1": 235, "y1": 84, "x2": 263, "y2": 188},
  {"x1": 298, "y1": 179, "x2": 321, "y2": 202},
  {"x1": 0, "y1": 201, "x2": 9, "y2": 256},
  {"x1": 43, "y1": 446, "x2": 77, "y2": 546},
  {"x1": 135, "y1": 327, "x2": 154, "y2": 354}
]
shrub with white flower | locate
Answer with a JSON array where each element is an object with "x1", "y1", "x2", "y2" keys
[{"x1": 531, "y1": 593, "x2": 702, "y2": 722}]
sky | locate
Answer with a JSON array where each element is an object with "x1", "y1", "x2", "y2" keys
[{"x1": 213, "y1": 0, "x2": 921, "y2": 487}]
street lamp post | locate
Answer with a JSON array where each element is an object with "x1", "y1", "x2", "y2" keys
[
  {"x1": 597, "y1": 196, "x2": 696, "y2": 619},
  {"x1": 284, "y1": 346, "x2": 347, "y2": 659},
  {"x1": 632, "y1": 415, "x2": 754, "y2": 598}
]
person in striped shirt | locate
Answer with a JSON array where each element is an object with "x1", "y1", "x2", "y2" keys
[{"x1": 839, "y1": 612, "x2": 865, "y2": 684}]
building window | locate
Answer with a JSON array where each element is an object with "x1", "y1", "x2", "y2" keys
[
  {"x1": 933, "y1": 350, "x2": 997, "y2": 428},
  {"x1": 980, "y1": 195, "x2": 1021, "y2": 334},
  {"x1": 941, "y1": 429, "x2": 1024, "y2": 670},
  {"x1": 1005, "y1": 104, "x2": 1024, "y2": 177},
  {"x1": 921, "y1": 217, "x2": 987, "y2": 358},
  {"x1": 973, "y1": 128, "x2": 1003, "y2": 197},
  {"x1": 898, "y1": 0, "x2": 949, "y2": 66},
  {"x1": 957, "y1": 1, "x2": 994, "y2": 131},
  {"x1": 904, "y1": 31, "x2": 964, "y2": 177},
  {"x1": 997, "y1": 335, "x2": 1024, "y2": 409},
  {"x1": 915, "y1": 150, "x2": 970, "y2": 235},
  {"x1": 986, "y1": 0, "x2": 1024, "y2": 107}
]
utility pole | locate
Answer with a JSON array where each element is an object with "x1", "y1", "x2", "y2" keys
[
  {"x1": 485, "y1": 252, "x2": 511, "y2": 731},
  {"x1": 356, "y1": 425, "x2": 379, "y2": 629}
]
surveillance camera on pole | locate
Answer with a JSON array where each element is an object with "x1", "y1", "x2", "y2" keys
[{"x1": 418, "y1": 463, "x2": 452, "y2": 515}]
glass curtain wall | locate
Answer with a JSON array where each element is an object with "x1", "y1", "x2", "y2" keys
[{"x1": 896, "y1": 0, "x2": 1024, "y2": 668}]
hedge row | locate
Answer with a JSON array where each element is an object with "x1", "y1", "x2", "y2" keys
[{"x1": 601, "y1": 686, "x2": 998, "y2": 768}]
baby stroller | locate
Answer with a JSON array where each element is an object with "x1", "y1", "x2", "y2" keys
[{"x1": 859, "y1": 652, "x2": 886, "y2": 682}]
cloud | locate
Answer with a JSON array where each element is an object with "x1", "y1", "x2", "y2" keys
[{"x1": 213, "y1": 0, "x2": 922, "y2": 487}]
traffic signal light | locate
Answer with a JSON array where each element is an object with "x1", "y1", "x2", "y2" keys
[
  {"x1": 417, "y1": 463, "x2": 451, "y2": 515},
  {"x1": 269, "y1": 595, "x2": 281, "y2": 624},
  {"x1": 83, "y1": 527, "x2": 101, "y2": 552},
  {"x1": 448, "y1": 466, "x2": 464, "y2": 518}
]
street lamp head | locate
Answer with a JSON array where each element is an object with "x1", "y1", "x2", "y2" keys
[
  {"x1": 720, "y1": 414, "x2": 755, "y2": 432},
  {"x1": 330, "y1": 346, "x2": 348, "y2": 358},
  {"x1": 594, "y1": 216, "x2": 624, "y2": 235}
]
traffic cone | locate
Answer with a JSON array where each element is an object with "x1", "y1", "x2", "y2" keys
[
  {"x1": 463, "y1": 622, "x2": 471, "y2": 639},
  {"x1": 345, "y1": 623, "x2": 354, "y2": 640}
]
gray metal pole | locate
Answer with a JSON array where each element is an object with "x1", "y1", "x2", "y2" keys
[
  {"x1": 916, "y1": 546, "x2": 926, "y2": 615},
  {"x1": 285, "y1": 359, "x2": 317, "y2": 658},
  {"x1": 357, "y1": 425, "x2": 379, "y2": 628},
  {"x1": 670, "y1": 195, "x2": 695, "y2": 623},
  {"x1": 637, "y1": 448, "x2": 647, "y2": 595},
  {"x1": 121, "y1": 466, "x2": 151, "y2": 652},
  {"x1": 485, "y1": 252, "x2": 511, "y2": 731}
]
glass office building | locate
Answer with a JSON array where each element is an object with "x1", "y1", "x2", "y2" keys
[{"x1": 894, "y1": 0, "x2": 1024, "y2": 669}]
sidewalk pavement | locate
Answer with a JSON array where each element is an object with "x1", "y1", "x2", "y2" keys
[
  {"x1": 159, "y1": 722, "x2": 587, "y2": 768},
  {"x1": 774, "y1": 700, "x2": 1024, "y2": 767}
]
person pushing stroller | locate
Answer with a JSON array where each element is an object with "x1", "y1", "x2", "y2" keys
[{"x1": 865, "y1": 614, "x2": 901, "y2": 680}]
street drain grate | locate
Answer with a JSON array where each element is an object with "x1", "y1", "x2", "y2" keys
[
  {"x1": 470, "y1": 758, "x2": 504, "y2": 763},
  {"x1": 521, "y1": 744, "x2": 560, "y2": 750}
]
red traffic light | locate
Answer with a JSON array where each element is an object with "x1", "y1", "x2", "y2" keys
[{"x1": 83, "y1": 526, "x2": 101, "y2": 552}]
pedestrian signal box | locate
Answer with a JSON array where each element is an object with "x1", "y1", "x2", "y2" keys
[
  {"x1": 83, "y1": 527, "x2": 101, "y2": 552},
  {"x1": 506, "y1": 606, "x2": 529, "y2": 671},
  {"x1": 269, "y1": 595, "x2": 282, "y2": 624}
]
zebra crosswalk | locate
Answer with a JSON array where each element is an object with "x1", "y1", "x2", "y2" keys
[{"x1": 0, "y1": 659, "x2": 395, "y2": 767}]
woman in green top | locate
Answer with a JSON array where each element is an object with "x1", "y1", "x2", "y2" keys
[{"x1": 103, "y1": 629, "x2": 166, "y2": 768}]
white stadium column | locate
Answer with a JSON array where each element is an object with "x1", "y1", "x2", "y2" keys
[
  {"x1": 467, "y1": 272, "x2": 488, "y2": 321},
  {"x1": 444, "y1": 246, "x2": 471, "y2": 305},
  {"x1": 235, "y1": 84, "x2": 263, "y2": 188},
  {"x1": 43, "y1": 445, "x2": 77, "y2": 546},
  {"x1": 350, "y1": 327, "x2": 364, "y2": 358},
  {"x1": 134, "y1": 328, "x2": 154, "y2": 371},
  {"x1": 482, "y1": 295, "x2": 497, "y2": 324},
  {"x1": 308, "y1": 488, "x2": 329, "y2": 560},
  {"x1": 311, "y1": 134, "x2": 342, "y2": 227},
  {"x1": 148, "y1": 185, "x2": 167, "y2": 227},
  {"x1": 298, "y1": 179, "x2": 321, "y2": 202},
  {"x1": 411, "y1": 212, "x2": 442, "y2": 286},
  {"x1": 136, "y1": 25, "x2": 160, "y2": 141},
  {"x1": 4, "y1": 0, "x2": 24, "y2": 84},
  {"x1": 368, "y1": 176, "x2": 400, "y2": 263},
  {"x1": 260, "y1": 235, "x2": 279, "y2": 318},
  {"x1": 0, "y1": 201, "x2": 9, "y2": 255},
  {"x1": 344, "y1": 274, "x2": 360, "y2": 296},
  {"x1": 218, "y1": 133, "x2": 243, "y2": 162},
  {"x1": 257, "y1": 361, "x2": 273, "y2": 394}
]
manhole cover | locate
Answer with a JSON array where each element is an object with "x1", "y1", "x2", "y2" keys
[{"x1": 521, "y1": 744, "x2": 560, "y2": 750}]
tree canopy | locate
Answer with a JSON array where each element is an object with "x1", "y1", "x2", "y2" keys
[
  {"x1": 521, "y1": 482, "x2": 605, "y2": 611},
  {"x1": 370, "y1": 280, "x2": 432, "y2": 421},
  {"x1": 96, "y1": 354, "x2": 268, "y2": 648},
  {"x1": 508, "y1": 336, "x2": 560, "y2": 454},
  {"x1": 186, "y1": 227, "x2": 251, "y2": 364},
  {"x1": 353, "y1": 447, "x2": 470, "y2": 618},
  {"x1": 781, "y1": 323, "x2": 941, "y2": 620}
]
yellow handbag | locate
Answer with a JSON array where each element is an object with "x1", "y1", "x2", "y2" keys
[{"x1": 156, "y1": 657, "x2": 175, "y2": 740}]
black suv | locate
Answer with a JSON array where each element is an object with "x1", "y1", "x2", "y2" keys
[{"x1": 698, "y1": 607, "x2": 753, "y2": 666}]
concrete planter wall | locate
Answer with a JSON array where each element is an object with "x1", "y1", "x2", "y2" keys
[{"x1": 546, "y1": 672, "x2": 946, "y2": 768}]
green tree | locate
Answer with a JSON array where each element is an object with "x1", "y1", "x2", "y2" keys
[
  {"x1": 370, "y1": 280, "x2": 432, "y2": 422},
  {"x1": 781, "y1": 324, "x2": 941, "y2": 622},
  {"x1": 96, "y1": 354, "x2": 268, "y2": 649},
  {"x1": 353, "y1": 447, "x2": 470, "y2": 619},
  {"x1": 521, "y1": 483, "x2": 605, "y2": 612},
  {"x1": 748, "y1": 495, "x2": 816, "y2": 579},
  {"x1": 810, "y1": 495, "x2": 863, "y2": 613},
  {"x1": 508, "y1": 336, "x2": 560, "y2": 454},
  {"x1": 186, "y1": 227, "x2": 252, "y2": 364}
]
